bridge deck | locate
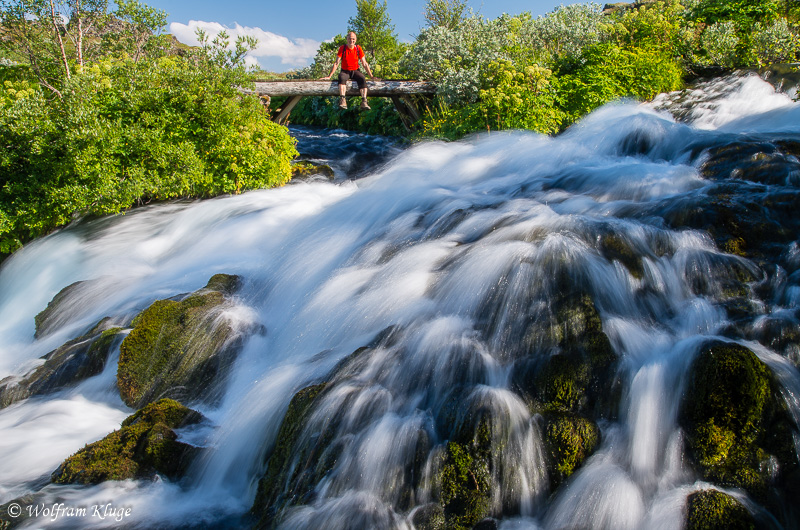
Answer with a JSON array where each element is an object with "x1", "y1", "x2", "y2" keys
[
  {"x1": 249, "y1": 80, "x2": 435, "y2": 130},
  {"x1": 251, "y1": 80, "x2": 435, "y2": 97}
]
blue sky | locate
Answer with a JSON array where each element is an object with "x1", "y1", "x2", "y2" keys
[{"x1": 144, "y1": 0, "x2": 566, "y2": 72}]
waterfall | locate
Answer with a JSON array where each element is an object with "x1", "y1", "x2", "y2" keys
[{"x1": 1, "y1": 73, "x2": 799, "y2": 529}]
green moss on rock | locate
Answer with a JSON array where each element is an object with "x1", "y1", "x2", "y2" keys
[
  {"x1": 685, "y1": 489, "x2": 756, "y2": 530},
  {"x1": 290, "y1": 160, "x2": 335, "y2": 181},
  {"x1": 438, "y1": 441, "x2": 492, "y2": 530},
  {"x1": 51, "y1": 398, "x2": 201, "y2": 484},
  {"x1": 543, "y1": 413, "x2": 600, "y2": 486},
  {"x1": 681, "y1": 341, "x2": 798, "y2": 500},
  {"x1": 514, "y1": 293, "x2": 619, "y2": 419},
  {"x1": 117, "y1": 274, "x2": 243, "y2": 408},
  {"x1": 252, "y1": 383, "x2": 329, "y2": 526}
]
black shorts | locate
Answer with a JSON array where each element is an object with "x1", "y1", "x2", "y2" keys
[{"x1": 338, "y1": 70, "x2": 366, "y2": 90}]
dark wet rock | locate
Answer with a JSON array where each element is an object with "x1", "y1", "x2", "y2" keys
[
  {"x1": 0, "y1": 494, "x2": 36, "y2": 529},
  {"x1": 599, "y1": 233, "x2": 644, "y2": 279},
  {"x1": 51, "y1": 399, "x2": 202, "y2": 484},
  {"x1": 252, "y1": 327, "x2": 411, "y2": 527},
  {"x1": 700, "y1": 141, "x2": 800, "y2": 187},
  {"x1": 252, "y1": 383, "x2": 330, "y2": 527},
  {"x1": 680, "y1": 341, "x2": 798, "y2": 503},
  {"x1": 685, "y1": 489, "x2": 757, "y2": 530},
  {"x1": 0, "y1": 319, "x2": 124, "y2": 408},
  {"x1": 473, "y1": 517, "x2": 500, "y2": 530},
  {"x1": 117, "y1": 274, "x2": 247, "y2": 409},
  {"x1": 34, "y1": 280, "x2": 100, "y2": 339},
  {"x1": 747, "y1": 313, "x2": 800, "y2": 367},
  {"x1": 411, "y1": 503, "x2": 445, "y2": 530}
]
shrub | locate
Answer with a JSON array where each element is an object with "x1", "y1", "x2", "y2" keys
[
  {"x1": 556, "y1": 43, "x2": 684, "y2": 123},
  {"x1": 701, "y1": 20, "x2": 741, "y2": 66},
  {"x1": 0, "y1": 57, "x2": 297, "y2": 257},
  {"x1": 751, "y1": 18, "x2": 799, "y2": 64}
]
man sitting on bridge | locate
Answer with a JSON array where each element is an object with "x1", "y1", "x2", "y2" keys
[{"x1": 322, "y1": 31, "x2": 376, "y2": 110}]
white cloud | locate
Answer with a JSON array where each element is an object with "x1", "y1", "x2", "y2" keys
[{"x1": 169, "y1": 20, "x2": 320, "y2": 69}]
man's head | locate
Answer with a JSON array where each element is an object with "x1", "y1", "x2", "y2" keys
[{"x1": 346, "y1": 31, "x2": 357, "y2": 47}]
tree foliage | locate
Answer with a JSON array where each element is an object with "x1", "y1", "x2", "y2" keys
[
  {"x1": 348, "y1": 0, "x2": 399, "y2": 73},
  {"x1": 423, "y1": 0, "x2": 469, "y2": 30},
  {"x1": 0, "y1": 1, "x2": 298, "y2": 258}
]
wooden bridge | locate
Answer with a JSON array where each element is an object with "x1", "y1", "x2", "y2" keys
[{"x1": 249, "y1": 80, "x2": 436, "y2": 131}]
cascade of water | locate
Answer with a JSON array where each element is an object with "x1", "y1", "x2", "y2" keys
[{"x1": 0, "y1": 73, "x2": 798, "y2": 529}]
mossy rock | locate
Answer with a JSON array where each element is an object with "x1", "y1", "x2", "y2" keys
[
  {"x1": 252, "y1": 327, "x2": 405, "y2": 527},
  {"x1": 680, "y1": 341, "x2": 798, "y2": 500},
  {"x1": 685, "y1": 489, "x2": 756, "y2": 530},
  {"x1": 513, "y1": 293, "x2": 619, "y2": 419},
  {"x1": 252, "y1": 382, "x2": 329, "y2": 527},
  {"x1": 117, "y1": 274, "x2": 243, "y2": 408},
  {"x1": 0, "y1": 319, "x2": 123, "y2": 408},
  {"x1": 51, "y1": 398, "x2": 202, "y2": 484},
  {"x1": 411, "y1": 503, "x2": 446, "y2": 530},
  {"x1": 599, "y1": 233, "x2": 644, "y2": 279},
  {"x1": 438, "y1": 441, "x2": 492, "y2": 530},
  {"x1": 543, "y1": 413, "x2": 600, "y2": 487},
  {"x1": 290, "y1": 160, "x2": 335, "y2": 181}
]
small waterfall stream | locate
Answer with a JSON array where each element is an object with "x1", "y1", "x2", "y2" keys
[{"x1": 0, "y1": 73, "x2": 799, "y2": 529}]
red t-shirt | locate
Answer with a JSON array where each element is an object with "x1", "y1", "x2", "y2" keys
[{"x1": 338, "y1": 45, "x2": 364, "y2": 71}]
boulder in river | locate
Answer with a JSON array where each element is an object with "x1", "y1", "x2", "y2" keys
[
  {"x1": 0, "y1": 318, "x2": 124, "y2": 409},
  {"x1": 51, "y1": 398, "x2": 202, "y2": 484},
  {"x1": 117, "y1": 274, "x2": 249, "y2": 409}
]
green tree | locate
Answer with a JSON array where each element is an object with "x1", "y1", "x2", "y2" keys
[
  {"x1": 0, "y1": 0, "x2": 109, "y2": 95},
  {"x1": 423, "y1": 0, "x2": 469, "y2": 30},
  {"x1": 348, "y1": 0, "x2": 398, "y2": 73},
  {"x1": 103, "y1": 0, "x2": 171, "y2": 62}
]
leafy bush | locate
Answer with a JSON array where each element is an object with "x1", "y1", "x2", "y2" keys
[
  {"x1": 688, "y1": 0, "x2": 782, "y2": 26},
  {"x1": 519, "y1": 3, "x2": 605, "y2": 63},
  {"x1": 700, "y1": 20, "x2": 741, "y2": 66},
  {"x1": 415, "y1": 60, "x2": 565, "y2": 140},
  {"x1": 751, "y1": 18, "x2": 799, "y2": 64},
  {"x1": 556, "y1": 43, "x2": 684, "y2": 123},
  {"x1": 400, "y1": 14, "x2": 515, "y2": 105},
  {"x1": 604, "y1": 0, "x2": 696, "y2": 58},
  {"x1": 0, "y1": 57, "x2": 297, "y2": 256}
]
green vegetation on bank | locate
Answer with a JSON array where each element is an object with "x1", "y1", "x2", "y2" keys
[
  {"x1": 288, "y1": 0, "x2": 800, "y2": 138},
  {"x1": 0, "y1": 0, "x2": 297, "y2": 259}
]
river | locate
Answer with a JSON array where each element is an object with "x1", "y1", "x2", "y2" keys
[{"x1": 0, "y1": 72, "x2": 799, "y2": 529}]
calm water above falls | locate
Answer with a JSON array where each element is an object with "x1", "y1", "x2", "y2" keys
[{"x1": 0, "y1": 73, "x2": 799, "y2": 529}]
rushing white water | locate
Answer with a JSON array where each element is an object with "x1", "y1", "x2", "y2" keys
[{"x1": 0, "y1": 73, "x2": 799, "y2": 529}]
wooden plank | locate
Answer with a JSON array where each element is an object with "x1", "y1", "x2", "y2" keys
[
  {"x1": 273, "y1": 95, "x2": 303, "y2": 124},
  {"x1": 249, "y1": 80, "x2": 436, "y2": 97}
]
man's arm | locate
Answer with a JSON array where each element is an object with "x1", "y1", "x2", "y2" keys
[
  {"x1": 322, "y1": 55, "x2": 342, "y2": 80},
  {"x1": 360, "y1": 55, "x2": 376, "y2": 79}
]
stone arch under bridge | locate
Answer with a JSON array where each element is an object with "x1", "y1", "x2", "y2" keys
[{"x1": 247, "y1": 80, "x2": 436, "y2": 131}]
